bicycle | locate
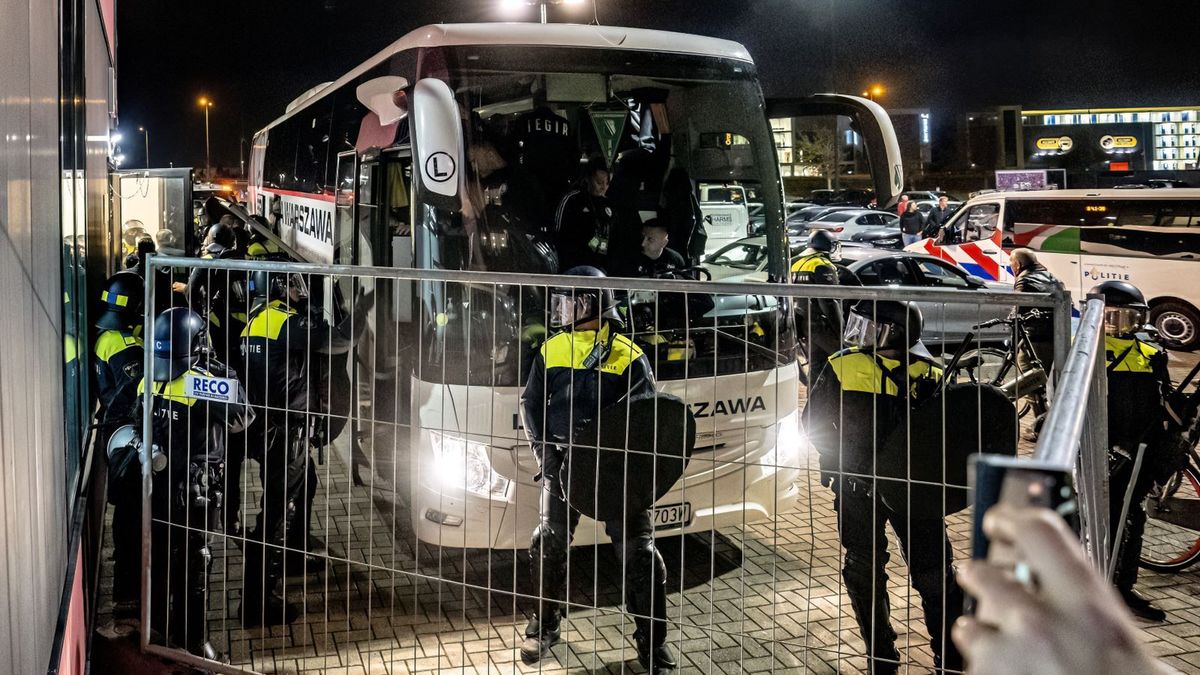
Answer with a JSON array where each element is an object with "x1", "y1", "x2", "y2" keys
[
  {"x1": 943, "y1": 309, "x2": 1051, "y2": 421},
  {"x1": 1140, "y1": 360, "x2": 1200, "y2": 573}
]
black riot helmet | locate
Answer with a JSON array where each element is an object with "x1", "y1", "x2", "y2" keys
[
  {"x1": 808, "y1": 229, "x2": 838, "y2": 254},
  {"x1": 151, "y1": 308, "x2": 208, "y2": 382},
  {"x1": 844, "y1": 300, "x2": 925, "y2": 353},
  {"x1": 248, "y1": 270, "x2": 307, "y2": 303},
  {"x1": 96, "y1": 271, "x2": 144, "y2": 330},
  {"x1": 1090, "y1": 280, "x2": 1148, "y2": 337},
  {"x1": 550, "y1": 265, "x2": 621, "y2": 330},
  {"x1": 206, "y1": 222, "x2": 236, "y2": 250}
]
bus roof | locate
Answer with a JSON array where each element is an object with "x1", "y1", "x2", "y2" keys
[
  {"x1": 969, "y1": 188, "x2": 1200, "y2": 201},
  {"x1": 260, "y1": 23, "x2": 753, "y2": 133}
]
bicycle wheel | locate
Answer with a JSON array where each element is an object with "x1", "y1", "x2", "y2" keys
[
  {"x1": 947, "y1": 348, "x2": 1008, "y2": 386},
  {"x1": 1140, "y1": 463, "x2": 1200, "y2": 573}
]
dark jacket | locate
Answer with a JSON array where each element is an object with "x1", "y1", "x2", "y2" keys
[
  {"x1": 923, "y1": 206, "x2": 953, "y2": 238},
  {"x1": 1104, "y1": 335, "x2": 1171, "y2": 451},
  {"x1": 803, "y1": 347, "x2": 942, "y2": 481},
  {"x1": 521, "y1": 322, "x2": 656, "y2": 453},
  {"x1": 899, "y1": 211, "x2": 926, "y2": 235},
  {"x1": 1014, "y1": 263, "x2": 1062, "y2": 340},
  {"x1": 137, "y1": 360, "x2": 252, "y2": 467},
  {"x1": 239, "y1": 299, "x2": 338, "y2": 424}
]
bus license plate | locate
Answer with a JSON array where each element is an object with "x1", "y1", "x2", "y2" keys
[{"x1": 652, "y1": 503, "x2": 692, "y2": 530}]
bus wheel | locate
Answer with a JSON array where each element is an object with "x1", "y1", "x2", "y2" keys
[{"x1": 1151, "y1": 301, "x2": 1200, "y2": 352}]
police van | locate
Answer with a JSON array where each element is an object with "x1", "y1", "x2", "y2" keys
[{"x1": 908, "y1": 188, "x2": 1200, "y2": 350}]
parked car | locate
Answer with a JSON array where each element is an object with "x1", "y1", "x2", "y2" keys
[
  {"x1": 703, "y1": 236, "x2": 808, "y2": 282},
  {"x1": 785, "y1": 205, "x2": 858, "y2": 236},
  {"x1": 836, "y1": 247, "x2": 1011, "y2": 346},
  {"x1": 913, "y1": 199, "x2": 963, "y2": 216},
  {"x1": 806, "y1": 209, "x2": 899, "y2": 239},
  {"x1": 848, "y1": 226, "x2": 904, "y2": 249},
  {"x1": 903, "y1": 190, "x2": 964, "y2": 202}
]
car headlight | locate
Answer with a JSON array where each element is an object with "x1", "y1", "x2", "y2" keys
[{"x1": 430, "y1": 430, "x2": 511, "y2": 499}]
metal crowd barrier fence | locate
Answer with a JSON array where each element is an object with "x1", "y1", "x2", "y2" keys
[
  {"x1": 970, "y1": 295, "x2": 1111, "y2": 573},
  {"x1": 133, "y1": 254, "x2": 1079, "y2": 674}
]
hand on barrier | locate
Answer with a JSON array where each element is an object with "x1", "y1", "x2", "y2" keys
[{"x1": 953, "y1": 505, "x2": 1174, "y2": 675}]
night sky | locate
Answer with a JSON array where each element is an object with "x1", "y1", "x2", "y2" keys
[{"x1": 116, "y1": 0, "x2": 1197, "y2": 171}]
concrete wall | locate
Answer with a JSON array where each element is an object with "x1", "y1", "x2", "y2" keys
[{"x1": 0, "y1": 0, "x2": 112, "y2": 672}]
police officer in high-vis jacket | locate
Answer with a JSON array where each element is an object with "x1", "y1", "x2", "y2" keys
[
  {"x1": 791, "y1": 229, "x2": 843, "y2": 381},
  {"x1": 519, "y1": 266, "x2": 675, "y2": 674},
  {"x1": 1093, "y1": 281, "x2": 1173, "y2": 621},
  {"x1": 804, "y1": 300, "x2": 963, "y2": 674},
  {"x1": 139, "y1": 308, "x2": 252, "y2": 658},
  {"x1": 237, "y1": 270, "x2": 367, "y2": 626},
  {"x1": 94, "y1": 271, "x2": 146, "y2": 617}
]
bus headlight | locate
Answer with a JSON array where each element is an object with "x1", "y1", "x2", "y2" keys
[
  {"x1": 430, "y1": 430, "x2": 511, "y2": 499},
  {"x1": 775, "y1": 410, "x2": 803, "y2": 470}
]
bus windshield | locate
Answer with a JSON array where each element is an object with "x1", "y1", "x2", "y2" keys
[{"x1": 412, "y1": 45, "x2": 792, "y2": 385}]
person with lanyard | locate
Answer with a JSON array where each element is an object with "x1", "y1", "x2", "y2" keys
[
  {"x1": 93, "y1": 271, "x2": 146, "y2": 623},
  {"x1": 1092, "y1": 280, "x2": 1174, "y2": 621},
  {"x1": 791, "y1": 229, "x2": 844, "y2": 380},
  {"x1": 519, "y1": 266, "x2": 675, "y2": 674},
  {"x1": 555, "y1": 156, "x2": 619, "y2": 271},
  {"x1": 138, "y1": 308, "x2": 252, "y2": 659},
  {"x1": 804, "y1": 300, "x2": 963, "y2": 674}
]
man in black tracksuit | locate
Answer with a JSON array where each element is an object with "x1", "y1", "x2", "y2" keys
[
  {"x1": 519, "y1": 266, "x2": 675, "y2": 674},
  {"x1": 237, "y1": 271, "x2": 366, "y2": 626},
  {"x1": 804, "y1": 300, "x2": 963, "y2": 674},
  {"x1": 139, "y1": 308, "x2": 252, "y2": 658}
]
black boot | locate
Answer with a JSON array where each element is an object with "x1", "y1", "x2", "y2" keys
[
  {"x1": 635, "y1": 634, "x2": 677, "y2": 674},
  {"x1": 1121, "y1": 588, "x2": 1166, "y2": 622},
  {"x1": 520, "y1": 614, "x2": 561, "y2": 664},
  {"x1": 240, "y1": 591, "x2": 301, "y2": 628}
]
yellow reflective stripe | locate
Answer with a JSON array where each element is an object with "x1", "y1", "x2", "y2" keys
[
  {"x1": 95, "y1": 330, "x2": 143, "y2": 362},
  {"x1": 136, "y1": 373, "x2": 200, "y2": 406},
  {"x1": 540, "y1": 324, "x2": 643, "y2": 375},
  {"x1": 791, "y1": 254, "x2": 835, "y2": 274},
  {"x1": 1105, "y1": 336, "x2": 1158, "y2": 373},
  {"x1": 241, "y1": 300, "x2": 297, "y2": 340},
  {"x1": 209, "y1": 311, "x2": 222, "y2": 328},
  {"x1": 827, "y1": 349, "x2": 940, "y2": 396},
  {"x1": 101, "y1": 290, "x2": 130, "y2": 307}
]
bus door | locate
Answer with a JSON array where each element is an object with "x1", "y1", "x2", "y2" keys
[{"x1": 767, "y1": 94, "x2": 905, "y2": 210}]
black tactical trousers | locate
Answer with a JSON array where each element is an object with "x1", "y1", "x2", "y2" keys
[
  {"x1": 833, "y1": 480, "x2": 963, "y2": 674},
  {"x1": 242, "y1": 415, "x2": 317, "y2": 610},
  {"x1": 1110, "y1": 448, "x2": 1156, "y2": 593},
  {"x1": 150, "y1": 463, "x2": 221, "y2": 655},
  {"x1": 527, "y1": 462, "x2": 668, "y2": 648}
]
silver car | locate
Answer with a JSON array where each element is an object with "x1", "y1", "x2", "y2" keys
[
  {"x1": 836, "y1": 247, "x2": 1012, "y2": 346},
  {"x1": 807, "y1": 209, "x2": 900, "y2": 240}
]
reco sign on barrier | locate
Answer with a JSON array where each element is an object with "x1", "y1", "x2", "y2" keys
[{"x1": 184, "y1": 375, "x2": 239, "y2": 404}]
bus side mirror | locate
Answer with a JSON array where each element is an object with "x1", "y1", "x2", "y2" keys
[{"x1": 412, "y1": 78, "x2": 464, "y2": 211}]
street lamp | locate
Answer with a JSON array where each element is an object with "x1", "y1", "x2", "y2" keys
[
  {"x1": 198, "y1": 96, "x2": 214, "y2": 177},
  {"x1": 137, "y1": 126, "x2": 150, "y2": 167},
  {"x1": 863, "y1": 85, "x2": 885, "y2": 102},
  {"x1": 500, "y1": 0, "x2": 586, "y2": 24}
]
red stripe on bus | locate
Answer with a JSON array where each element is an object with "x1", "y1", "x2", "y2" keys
[{"x1": 259, "y1": 187, "x2": 337, "y2": 203}]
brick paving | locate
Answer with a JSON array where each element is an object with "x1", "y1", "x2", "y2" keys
[{"x1": 96, "y1": 352, "x2": 1200, "y2": 674}]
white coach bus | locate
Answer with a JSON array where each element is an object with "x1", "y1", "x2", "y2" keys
[
  {"x1": 911, "y1": 189, "x2": 1200, "y2": 350},
  {"x1": 248, "y1": 22, "x2": 903, "y2": 548}
]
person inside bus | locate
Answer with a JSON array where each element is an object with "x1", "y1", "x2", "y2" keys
[
  {"x1": 629, "y1": 219, "x2": 685, "y2": 278},
  {"x1": 555, "y1": 156, "x2": 618, "y2": 271}
]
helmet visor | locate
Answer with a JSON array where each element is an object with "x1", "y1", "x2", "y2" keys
[
  {"x1": 288, "y1": 273, "x2": 309, "y2": 301},
  {"x1": 1103, "y1": 306, "x2": 1144, "y2": 336},
  {"x1": 549, "y1": 292, "x2": 593, "y2": 329},
  {"x1": 843, "y1": 311, "x2": 896, "y2": 350}
]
